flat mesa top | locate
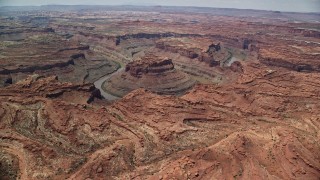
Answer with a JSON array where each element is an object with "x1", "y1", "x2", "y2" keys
[
  {"x1": 125, "y1": 55, "x2": 174, "y2": 75},
  {"x1": 130, "y1": 55, "x2": 172, "y2": 66}
]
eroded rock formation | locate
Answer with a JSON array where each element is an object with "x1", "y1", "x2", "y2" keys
[
  {"x1": 0, "y1": 61, "x2": 319, "y2": 179},
  {"x1": 125, "y1": 56, "x2": 174, "y2": 77},
  {"x1": 156, "y1": 39, "x2": 228, "y2": 67},
  {"x1": 0, "y1": 5, "x2": 320, "y2": 180},
  {"x1": 104, "y1": 54, "x2": 196, "y2": 97}
]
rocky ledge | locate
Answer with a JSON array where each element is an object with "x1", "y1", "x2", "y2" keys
[
  {"x1": 125, "y1": 55, "x2": 174, "y2": 77},
  {"x1": 0, "y1": 74, "x2": 102, "y2": 104}
]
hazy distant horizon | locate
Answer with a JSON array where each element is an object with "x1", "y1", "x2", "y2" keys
[{"x1": 0, "y1": 0, "x2": 319, "y2": 13}]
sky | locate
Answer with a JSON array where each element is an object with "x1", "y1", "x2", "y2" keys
[{"x1": 0, "y1": 0, "x2": 320, "y2": 12}]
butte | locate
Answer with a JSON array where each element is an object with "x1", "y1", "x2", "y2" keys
[{"x1": 103, "y1": 54, "x2": 196, "y2": 97}]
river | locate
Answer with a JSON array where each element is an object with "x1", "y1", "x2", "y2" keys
[
  {"x1": 95, "y1": 57, "x2": 238, "y2": 100},
  {"x1": 94, "y1": 68, "x2": 124, "y2": 101},
  {"x1": 226, "y1": 56, "x2": 239, "y2": 67}
]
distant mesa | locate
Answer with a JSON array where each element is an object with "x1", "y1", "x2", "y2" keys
[{"x1": 103, "y1": 54, "x2": 196, "y2": 97}]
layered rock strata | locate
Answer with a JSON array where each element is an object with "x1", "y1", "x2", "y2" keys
[{"x1": 103, "y1": 54, "x2": 196, "y2": 97}]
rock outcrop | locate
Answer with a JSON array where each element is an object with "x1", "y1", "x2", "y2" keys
[
  {"x1": 125, "y1": 56, "x2": 174, "y2": 77},
  {"x1": 103, "y1": 54, "x2": 196, "y2": 97},
  {"x1": 156, "y1": 39, "x2": 228, "y2": 67},
  {"x1": 0, "y1": 75, "x2": 102, "y2": 104},
  {"x1": 258, "y1": 46, "x2": 320, "y2": 72}
]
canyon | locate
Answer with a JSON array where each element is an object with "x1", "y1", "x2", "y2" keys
[
  {"x1": 0, "y1": 5, "x2": 319, "y2": 180},
  {"x1": 103, "y1": 54, "x2": 196, "y2": 97}
]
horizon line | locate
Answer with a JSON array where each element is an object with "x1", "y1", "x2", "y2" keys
[{"x1": 0, "y1": 4, "x2": 319, "y2": 14}]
